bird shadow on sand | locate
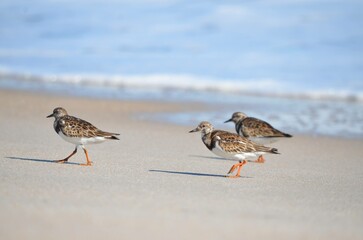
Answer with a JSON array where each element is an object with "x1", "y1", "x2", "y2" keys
[
  {"x1": 5, "y1": 156, "x2": 80, "y2": 165},
  {"x1": 149, "y1": 169, "x2": 226, "y2": 178},
  {"x1": 188, "y1": 154, "x2": 236, "y2": 162},
  {"x1": 149, "y1": 169, "x2": 251, "y2": 178}
]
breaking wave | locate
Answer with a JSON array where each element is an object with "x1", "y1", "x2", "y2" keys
[{"x1": 0, "y1": 70, "x2": 362, "y2": 103}]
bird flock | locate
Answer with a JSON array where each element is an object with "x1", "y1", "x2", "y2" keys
[{"x1": 47, "y1": 107, "x2": 292, "y2": 178}]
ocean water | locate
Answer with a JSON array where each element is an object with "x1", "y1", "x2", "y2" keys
[{"x1": 0, "y1": 0, "x2": 363, "y2": 138}]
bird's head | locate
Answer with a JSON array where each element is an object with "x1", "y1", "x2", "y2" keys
[
  {"x1": 189, "y1": 121, "x2": 214, "y2": 135},
  {"x1": 47, "y1": 107, "x2": 68, "y2": 119},
  {"x1": 224, "y1": 112, "x2": 247, "y2": 123}
]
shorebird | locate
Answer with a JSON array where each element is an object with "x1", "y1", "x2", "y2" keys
[
  {"x1": 225, "y1": 112, "x2": 292, "y2": 143},
  {"x1": 189, "y1": 121, "x2": 279, "y2": 178},
  {"x1": 47, "y1": 107, "x2": 119, "y2": 166},
  {"x1": 224, "y1": 112, "x2": 291, "y2": 163}
]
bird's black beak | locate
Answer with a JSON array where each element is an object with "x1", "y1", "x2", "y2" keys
[
  {"x1": 224, "y1": 118, "x2": 232, "y2": 123},
  {"x1": 46, "y1": 113, "x2": 54, "y2": 118},
  {"x1": 189, "y1": 128, "x2": 199, "y2": 133}
]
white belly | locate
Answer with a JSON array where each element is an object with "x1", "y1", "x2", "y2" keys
[
  {"x1": 59, "y1": 131, "x2": 106, "y2": 145},
  {"x1": 212, "y1": 142, "x2": 264, "y2": 161}
]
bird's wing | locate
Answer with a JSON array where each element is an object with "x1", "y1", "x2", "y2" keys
[
  {"x1": 213, "y1": 131, "x2": 271, "y2": 153},
  {"x1": 60, "y1": 116, "x2": 117, "y2": 138},
  {"x1": 242, "y1": 117, "x2": 289, "y2": 137}
]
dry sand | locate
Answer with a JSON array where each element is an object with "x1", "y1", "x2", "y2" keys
[{"x1": 0, "y1": 89, "x2": 362, "y2": 240}]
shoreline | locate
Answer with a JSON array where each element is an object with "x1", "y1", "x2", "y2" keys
[
  {"x1": 1, "y1": 84, "x2": 363, "y2": 140},
  {"x1": 0, "y1": 88, "x2": 362, "y2": 240},
  {"x1": 1, "y1": 70, "x2": 363, "y2": 103}
]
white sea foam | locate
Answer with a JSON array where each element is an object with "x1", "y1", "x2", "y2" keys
[
  {"x1": 1, "y1": 69, "x2": 363, "y2": 138},
  {"x1": 1, "y1": 70, "x2": 362, "y2": 103}
]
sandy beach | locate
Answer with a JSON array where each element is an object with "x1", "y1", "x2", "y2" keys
[{"x1": 0, "y1": 89, "x2": 362, "y2": 240}]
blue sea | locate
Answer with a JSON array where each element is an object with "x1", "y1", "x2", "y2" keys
[{"x1": 1, "y1": 0, "x2": 363, "y2": 138}]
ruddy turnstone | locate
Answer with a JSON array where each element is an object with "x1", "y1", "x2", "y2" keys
[
  {"x1": 189, "y1": 121, "x2": 279, "y2": 178},
  {"x1": 47, "y1": 107, "x2": 120, "y2": 166},
  {"x1": 225, "y1": 112, "x2": 292, "y2": 144},
  {"x1": 224, "y1": 112, "x2": 291, "y2": 163}
]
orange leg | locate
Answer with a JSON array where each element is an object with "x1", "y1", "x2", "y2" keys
[
  {"x1": 226, "y1": 160, "x2": 247, "y2": 178},
  {"x1": 253, "y1": 155, "x2": 265, "y2": 164},
  {"x1": 54, "y1": 147, "x2": 77, "y2": 163},
  {"x1": 227, "y1": 163, "x2": 239, "y2": 174},
  {"x1": 79, "y1": 147, "x2": 92, "y2": 166}
]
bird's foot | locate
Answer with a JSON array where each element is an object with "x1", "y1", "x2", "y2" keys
[
  {"x1": 79, "y1": 162, "x2": 93, "y2": 166},
  {"x1": 254, "y1": 156, "x2": 265, "y2": 164},
  {"x1": 225, "y1": 174, "x2": 241, "y2": 178},
  {"x1": 226, "y1": 160, "x2": 247, "y2": 178}
]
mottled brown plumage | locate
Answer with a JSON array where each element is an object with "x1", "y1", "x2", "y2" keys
[
  {"x1": 225, "y1": 112, "x2": 292, "y2": 144},
  {"x1": 189, "y1": 121, "x2": 279, "y2": 178},
  {"x1": 210, "y1": 130, "x2": 276, "y2": 154},
  {"x1": 47, "y1": 107, "x2": 119, "y2": 166},
  {"x1": 241, "y1": 117, "x2": 289, "y2": 138},
  {"x1": 57, "y1": 115, "x2": 119, "y2": 139}
]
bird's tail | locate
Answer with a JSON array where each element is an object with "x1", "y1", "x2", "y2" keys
[
  {"x1": 100, "y1": 131, "x2": 120, "y2": 140},
  {"x1": 270, "y1": 148, "x2": 280, "y2": 154},
  {"x1": 106, "y1": 135, "x2": 120, "y2": 140},
  {"x1": 283, "y1": 133, "x2": 293, "y2": 137}
]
